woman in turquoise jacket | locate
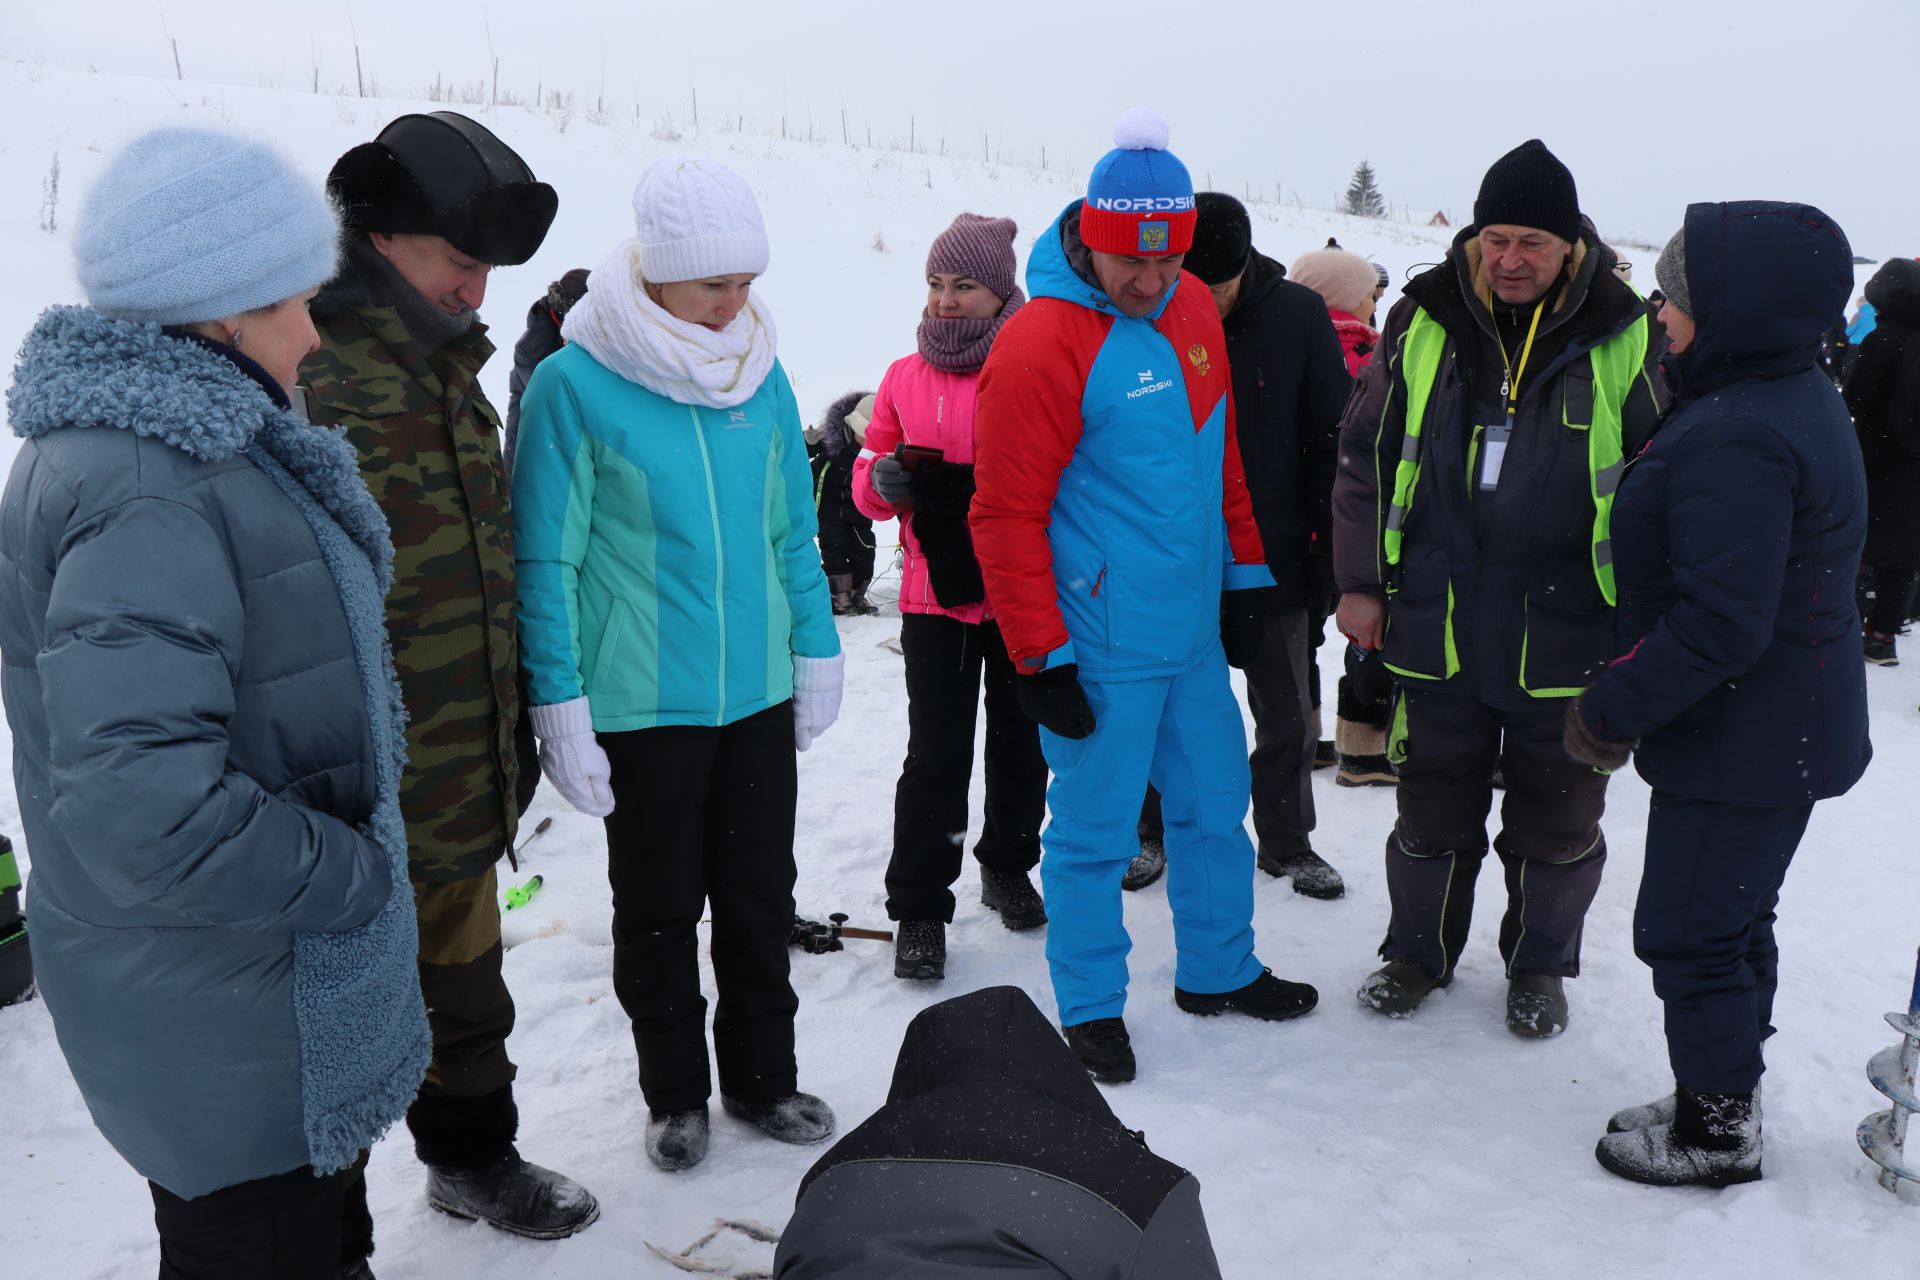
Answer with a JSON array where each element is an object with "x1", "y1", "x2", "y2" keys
[{"x1": 513, "y1": 157, "x2": 843, "y2": 1174}]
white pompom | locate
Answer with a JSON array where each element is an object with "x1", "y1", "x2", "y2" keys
[{"x1": 1112, "y1": 107, "x2": 1170, "y2": 152}]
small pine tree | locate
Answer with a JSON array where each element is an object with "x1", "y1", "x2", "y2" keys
[{"x1": 1345, "y1": 161, "x2": 1386, "y2": 219}]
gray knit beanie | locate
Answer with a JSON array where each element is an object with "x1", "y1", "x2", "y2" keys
[{"x1": 1654, "y1": 228, "x2": 1691, "y2": 317}]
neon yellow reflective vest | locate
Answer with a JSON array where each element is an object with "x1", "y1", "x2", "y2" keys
[{"x1": 1379, "y1": 307, "x2": 1650, "y2": 695}]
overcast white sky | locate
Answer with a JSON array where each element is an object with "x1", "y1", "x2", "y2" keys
[{"x1": 6, "y1": 0, "x2": 1914, "y2": 258}]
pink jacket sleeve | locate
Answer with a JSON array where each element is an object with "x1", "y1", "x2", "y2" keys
[{"x1": 852, "y1": 361, "x2": 905, "y2": 523}]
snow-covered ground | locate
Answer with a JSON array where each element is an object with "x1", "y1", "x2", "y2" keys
[{"x1": 2, "y1": 64, "x2": 1917, "y2": 1279}]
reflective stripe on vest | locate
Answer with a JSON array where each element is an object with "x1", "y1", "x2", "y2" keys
[{"x1": 1386, "y1": 306, "x2": 1647, "y2": 604}]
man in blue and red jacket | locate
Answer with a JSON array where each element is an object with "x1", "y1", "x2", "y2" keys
[{"x1": 971, "y1": 111, "x2": 1319, "y2": 1083}]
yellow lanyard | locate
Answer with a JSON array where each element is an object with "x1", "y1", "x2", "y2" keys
[{"x1": 1486, "y1": 290, "x2": 1546, "y2": 418}]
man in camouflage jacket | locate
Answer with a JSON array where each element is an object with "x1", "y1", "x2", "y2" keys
[{"x1": 303, "y1": 111, "x2": 598, "y2": 1240}]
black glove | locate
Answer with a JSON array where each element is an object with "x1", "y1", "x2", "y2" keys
[
  {"x1": 1018, "y1": 664, "x2": 1097, "y2": 739},
  {"x1": 1221, "y1": 586, "x2": 1283, "y2": 669},
  {"x1": 870, "y1": 455, "x2": 911, "y2": 506},
  {"x1": 1563, "y1": 695, "x2": 1635, "y2": 771}
]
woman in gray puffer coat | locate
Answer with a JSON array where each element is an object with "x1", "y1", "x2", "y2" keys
[{"x1": 0, "y1": 128, "x2": 427, "y2": 1280}]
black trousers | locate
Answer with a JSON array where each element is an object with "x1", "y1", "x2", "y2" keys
[
  {"x1": 1381, "y1": 689, "x2": 1609, "y2": 980},
  {"x1": 1865, "y1": 565, "x2": 1920, "y2": 635},
  {"x1": 884, "y1": 614, "x2": 1047, "y2": 922},
  {"x1": 1139, "y1": 607, "x2": 1316, "y2": 859},
  {"x1": 150, "y1": 1162, "x2": 369, "y2": 1280},
  {"x1": 1635, "y1": 793, "x2": 1812, "y2": 1095},
  {"x1": 601, "y1": 702, "x2": 801, "y2": 1113}
]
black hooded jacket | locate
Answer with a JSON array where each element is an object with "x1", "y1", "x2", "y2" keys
[
  {"x1": 772, "y1": 987, "x2": 1222, "y2": 1278},
  {"x1": 1220, "y1": 252, "x2": 1352, "y2": 608},
  {"x1": 1582, "y1": 201, "x2": 1869, "y2": 805},
  {"x1": 1845, "y1": 257, "x2": 1920, "y2": 568}
]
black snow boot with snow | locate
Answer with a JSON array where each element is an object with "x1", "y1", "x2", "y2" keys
[
  {"x1": 979, "y1": 866, "x2": 1047, "y2": 930},
  {"x1": 1356, "y1": 958, "x2": 1450, "y2": 1017},
  {"x1": 1596, "y1": 1086, "x2": 1762, "y2": 1187},
  {"x1": 425, "y1": 1150, "x2": 601, "y2": 1239},
  {"x1": 1505, "y1": 972, "x2": 1569, "y2": 1038},
  {"x1": 337, "y1": 1260, "x2": 376, "y2": 1280},
  {"x1": 645, "y1": 1106, "x2": 710, "y2": 1172},
  {"x1": 1063, "y1": 1017, "x2": 1136, "y2": 1084},
  {"x1": 1608, "y1": 1082, "x2": 1763, "y2": 1134},
  {"x1": 722, "y1": 1091, "x2": 837, "y2": 1146},
  {"x1": 1257, "y1": 848, "x2": 1346, "y2": 899},
  {"x1": 1175, "y1": 968, "x2": 1319, "y2": 1022},
  {"x1": 894, "y1": 918, "x2": 946, "y2": 980},
  {"x1": 1122, "y1": 839, "x2": 1167, "y2": 891}
]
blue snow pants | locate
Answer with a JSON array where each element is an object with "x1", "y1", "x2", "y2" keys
[
  {"x1": 1037, "y1": 644, "x2": 1265, "y2": 1026},
  {"x1": 1635, "y1": 792, "x2": 1813, "y2": 1096}
]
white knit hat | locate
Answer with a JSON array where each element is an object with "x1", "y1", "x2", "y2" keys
[{"x1": 632, "y1": 157, "x2": 770, "y2": 283}]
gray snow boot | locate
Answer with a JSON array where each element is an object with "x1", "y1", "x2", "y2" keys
[
  {"x1": 1122, "y1": 839, "x2": 1167, "y2": 891},
  {"x1": 722, "y1": 1091, "x2": 836, "y2": 1146},
  {"x1": 425, "y1": 1149, "x2": 601, "y2": 1239},
  {"x1": 1356, "y1": 958, "x2": 1450, "y2": 1018},
  {"x1": 1596, "y1": 1086, "x2": 1762, "y2": 1187},
  {"x1": 1505, "y1": 972, "x2": 1569, "y2": 1038},
  {"x1": 645, "y1": 1106, "x2": 710, "y2": 1172},
  {"x1": 1257, "y1": 848, "x2": 1346, "y2": 899}
]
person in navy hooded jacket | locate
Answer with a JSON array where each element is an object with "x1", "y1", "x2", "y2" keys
[
  {"x1": 970, "y1": 110, "x2": 1318, "y2": 1083},
  {"x1": 1567, "y1": 201, "x2": 1869, "y2": 1188}
]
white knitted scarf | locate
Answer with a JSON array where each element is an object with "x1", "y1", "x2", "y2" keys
[{"x1": 561, "y1": 238, "x2": 777, "y2": 409}]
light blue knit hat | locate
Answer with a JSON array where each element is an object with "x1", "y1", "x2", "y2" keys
[{"x1": 74, "y1": 127, "x2": 341, "y2": 324}]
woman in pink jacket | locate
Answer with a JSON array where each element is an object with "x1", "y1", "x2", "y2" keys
[
  {"x1": 856, "y1": 213, "x2": 1048, "y2": 983},
  {"x1": 1290, "y1": 248, "x2": 1382, "y2": 376}
]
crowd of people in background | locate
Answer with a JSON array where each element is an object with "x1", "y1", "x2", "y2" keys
[{"x1": 0, "y1": 99, "x2": 1902, "y2": 1277}]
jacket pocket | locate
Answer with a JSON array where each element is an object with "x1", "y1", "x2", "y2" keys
[
  {"x1": 587, "y1": 598, "x2": 636, "y2": 703},
  {"x1": 1519, "y1": 559, "x2": 1611, "y2": 696},
  {"x1": 1381, "y1": 564, "x2": 1454, "y2": 682}
]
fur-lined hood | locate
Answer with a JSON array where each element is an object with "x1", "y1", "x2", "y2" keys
[{"x1": 8, "y1": 305, "x2": 393, "y2": 591}]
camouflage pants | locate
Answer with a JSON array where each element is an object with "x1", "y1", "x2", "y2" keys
[{"x1": 411, "y1": 867, "x2": 517, "y2": 1098}]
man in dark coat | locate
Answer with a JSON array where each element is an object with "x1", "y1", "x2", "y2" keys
[
  {"x1": 1845, "y1": 257, "x2": 1920, "y2": 663},
  {"x1": 502, "y1": 267, "x2": 590, "y2": 474},
  {"x1": 1570, "y1": 201, "x2": 1868, "y2": 1187},
  {"x1": 808, "y1": 390, "x2": 880, "y2": 615},
  {"x1": 1140, "y1": 193, "x2": 1353, "y2": 898},
  {"x1": 772, "y1": 986, "x2": 1223, "y2": 1278},
  {"x1": 1331, "y1": 140, "x2": 1665, "y2": 1035}
]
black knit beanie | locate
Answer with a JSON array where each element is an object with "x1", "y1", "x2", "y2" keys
[
  {"x1": 1185, "y1": 192, "x2": 1254, "y2": 285},
  {"x1": 1473, "y1": 139, "x2": 1581, "y2": 244}
]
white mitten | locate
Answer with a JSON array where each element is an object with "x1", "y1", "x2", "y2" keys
[
  {"x1": 791, "y1": 652, "x2": 846, "y2": 752},
  {"x1": 527, "y1": 697, "x2": 615, "y2": 817}
]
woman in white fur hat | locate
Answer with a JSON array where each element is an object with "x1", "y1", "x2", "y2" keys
[{"x1": 512, "y1": 157, "x2": 842, "y2": 1173}]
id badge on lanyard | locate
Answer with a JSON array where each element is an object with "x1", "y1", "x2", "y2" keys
[{"x1": 1479, "y1": 415, "x2": 1514, "y2": 491}]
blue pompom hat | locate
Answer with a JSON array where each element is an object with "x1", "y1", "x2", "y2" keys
[{"x1": 73, "y1": 127, "x2": 341, "y2": 325}]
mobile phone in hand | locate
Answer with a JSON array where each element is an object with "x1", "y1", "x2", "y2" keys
[{"x1": 895, "y1": 444, "x2": 944, "y2": 472}]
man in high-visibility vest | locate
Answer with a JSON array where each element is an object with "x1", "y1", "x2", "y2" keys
[{"x1": 1330, "y1": 139, "x2": 1664, "y2": 1036}]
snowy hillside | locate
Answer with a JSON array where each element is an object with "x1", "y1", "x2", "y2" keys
[{"x1": 1, "y1": 65, "x2": 1916, "y2": 1280}]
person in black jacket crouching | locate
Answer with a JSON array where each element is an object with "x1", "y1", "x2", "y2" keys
[
  {"x1": 772, "y1": 986, "x2": 1223, "y2": 1278},
  {"x1": 1570, "y1": 201, "x2": 1870, "y2": 1188}
]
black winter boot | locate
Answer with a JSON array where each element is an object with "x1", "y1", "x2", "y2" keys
[
  {"x1": 1505, "y1": 972, "x2": 1569, "y2": 1038},
  {"x1": 845, "y1": 576, "x2": 880, "y2": 616},
  {"x1": 1122, "y1": 839, "x2": 1167, "y2": 891},
  {"x1": 828, "y1": 573, "x2": 857, "y2": 617},
  {"x1": 980, "y1": 866, "x2": 1047, "y2": 929},
  {"x1": 1608, "y1": 1082, "x2": 1759, "y2": 1133},
  {"x1": 721, "y1": 1092, "x2": 836, "y2": 1145},
  {"x1": 1175, "y1": 968, "x2": 1318, "y2": 1022},
  {"x1": 425, "y1": 1151, "x2": 601, "y2": 1239},
  {"x1": 1596, "y1": 1086, "x2": 1762, "y2": 1187},
  {"x1": 413, "y1": 1086, "x2": 600, "y2": 1239},
  {"x1": 337, "y1": 1261, "x2": 375, "y2": 1280},
  {"x1": 894, "y1": 918, "x2": 946, "y2": 980},
  {"x1": 1356, "y1": 958, "x2": 1450, "y2": 1017},
  {"x1": 1257, "y1": 848, "x2": 1346, "y2": 899},
  {"x1": 1063, "y1": 1017, "x2": 1136, "y2": 1083},
  {"x1": 645, "y1": 1106, "x2": 710, "y2": 1172}
]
